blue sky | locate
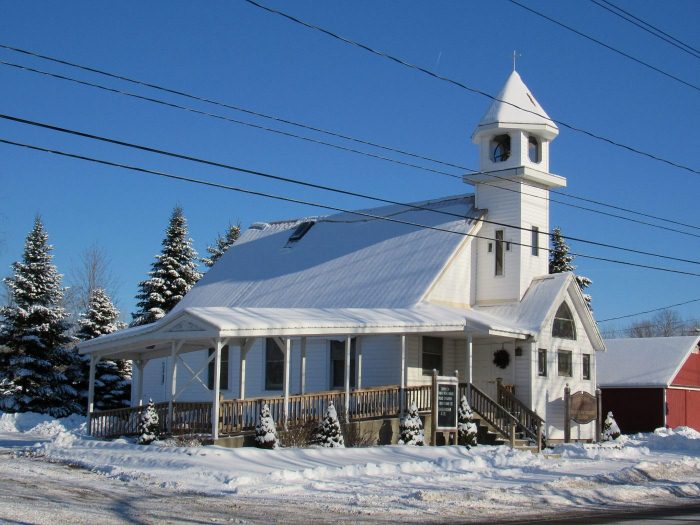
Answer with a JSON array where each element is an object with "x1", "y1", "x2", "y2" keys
[{"x1": 0, "y1": 0, "x2": 698, "y2": 330}]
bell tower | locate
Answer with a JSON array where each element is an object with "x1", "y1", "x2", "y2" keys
[{"x1": 465, "y1": 71, "x2": 567, "y2": 304}]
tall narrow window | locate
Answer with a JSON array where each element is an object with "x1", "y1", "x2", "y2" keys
[
  {"x1": 538, "y1": 348, "x2": 547, "y2": 377},
  {"x1": 528, "y1": 135, "x2": 540, "y2": 163},
  {"x1": 422, "y1": 336, "x2": 443, "y2": 376},
  {"x1": 491, "y1": 134, "x2": 511, "y2": 162},
  {"x1": 207, "y1": 345, "x2": 230, "y2": 390},
  {"x1": 495, "y1": 230, "x2": 504, "y2": 276},
  {"x1": 552, "y1": 302, "x2": 576, "y2": 340},
  {"x1": 265, "y1": 339, "x2": 284, "y2": 390},
  {"x1": 330, "y1": 339, "x2": 356, "y2": 389},
  {"x1": 558, "y1": 350, "x2": 572, "y2": 377},
  {"x1": 531, "y1": 226, "x2": 539, "y2": 256},
  {"x1": 582, "y1": 354, "x2": 591, "y2": 380}
]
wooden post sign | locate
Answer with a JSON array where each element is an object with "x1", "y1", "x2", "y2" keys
[
  {"x1": 431, "y1": 370, "x2": 459, "y2": 446},
  {"x1": 564, "y1": 385, "x2": 601, "y2": 443}
]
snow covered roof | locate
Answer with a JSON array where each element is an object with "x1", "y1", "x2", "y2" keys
[
  {"x1": 172, "y1": 195, "x2": 482, "y2": 311},
  {"x1": 475, "y1": 272, "x2": 605, "y2": 351},
  {"x1": 598, "y1": 336, "x2": 700, "y2": 388},
  {"x1": 472, "y1": 71, "x2": 559, "y2": 141}
]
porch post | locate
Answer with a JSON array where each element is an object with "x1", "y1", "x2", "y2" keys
[
  {"x1": 283, "y1": 337, "x2": 291, "y2": 429},
  {"x1": 466, "y1": 332, "x2": 473, "y2": 404},
  {"x1": 135, "y1": 359, "x2": 145, "y2": 407},
  {"x1": 239, "y1": 340, "x2": 247, "y2": 400},
  {"x1": 87, "y1": 355, "x2": 98, "y2": 436},
  {"x1": 300, "y1": 337, "x2": 307, "y2": 395},
  {"x1": 168, "y1": 341, "x2": 179, "y2": 434},
  {"x1": 211, "y1": 339, "x2": 223, "y2": 440},
  {"x1": 344, "y1": 336, "x2": 351, "y2": 422},
  {"x1": 356, "y1": 337, "x2": 363, "y2": 390},
  {"x1": 400, "y1": 335, "x2": 406, "y2": 413}
]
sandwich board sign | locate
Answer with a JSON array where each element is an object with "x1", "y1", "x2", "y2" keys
[{"x1": 431, "y1": 371, "x2": 459, "y2": 445}]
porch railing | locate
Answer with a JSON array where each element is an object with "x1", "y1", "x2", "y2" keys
[
  {"x1": 496, "y1": 379, "x2": 544, "y2": 446},
  {"x1": 460, "y1": 382, "x2": 522, "y2": 445}
]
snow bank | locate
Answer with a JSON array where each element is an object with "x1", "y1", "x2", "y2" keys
[{"x1": 0, "y1": 412, "x2": 85, "y2": 437}]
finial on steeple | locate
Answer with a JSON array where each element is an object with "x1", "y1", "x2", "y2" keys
[{"x1": 512, "y1": 50, "x2": 521, "y2": 71}]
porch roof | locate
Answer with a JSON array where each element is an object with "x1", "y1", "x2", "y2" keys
[{"x1": 78, "y1": 303, "x2": 535, "y2": 359}]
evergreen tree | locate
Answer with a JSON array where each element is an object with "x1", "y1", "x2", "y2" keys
[
  {"x1": 75, "y1": 288, "x2": 130, "y2": 411},
  {"x1": 549, "y1": 226, "x2": 593, "y2": 308},
  {"x1": 131, "y1": 206, "x2": 202, "y2": 326},
  {"x1": 602, "y1": 411, "x2": 621, "y2": 441},
  {"x1": 0, "y1": 217, "x2": 80, "y2": 416},
  {"x1": 457, "y1": 396, "x2": 478, "y2": 448},
  {"x1": 137, "y1": 399, "x2": 160, "y2": 444},
  {"x1": 398, "y1": 403, "x2": 425, "y2": 445},
  {"x1": 202, "y1": 223, "x2": 240, "y2": 268},
  {"x1": 254, "y1": 403, "x2": 279, "y2": 449},
  {"x1": 316, "y1": 402, "x2": 344, "y2": 448}
]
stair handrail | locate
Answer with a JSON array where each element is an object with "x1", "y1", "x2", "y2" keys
[
  {"x1": 495, "y1": 379, "x2": 544, "y2": 446},
  {"x1": 460, "y1": 382, "x2": 520, "y2": 446}
]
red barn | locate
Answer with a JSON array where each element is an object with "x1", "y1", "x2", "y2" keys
[{"x1": 598, "y1": 336, "x2": 700, "y2": 434}]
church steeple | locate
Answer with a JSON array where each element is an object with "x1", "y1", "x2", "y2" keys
[
  {"x1": 472, "y1": 71, "x2": 559, "y2": 173},
  {"x1": 465, "y1": 72, "x2": 567, "y2": 305}
]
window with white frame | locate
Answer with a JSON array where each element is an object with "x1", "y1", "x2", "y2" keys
[
  {"x1": 330, "y1": 339, "x2": 356, "y2": 389},
  {"x1": 538, "y1": 348, "x2": 547, "y2": 377},
  {"x1": 531, "y1": 226, "x2": 539, "y2": 256},
  {"x1": 558, "y1": 350, "x2": 572, "y2": 377},
  {"x1": 207, "y1": 345, "x2": 230, "y2": 390},
  {"x1": 422, "y1": 336, "x2": 443, "y2": 376},
  {"x1": 582, "y1": 354, "x2": 591, "y2": 380},
  {"x1": 552, "y1": 302, "x2": 576, "y2": 340},
  {"x1": 495, "y1": 230, "x2": 504, "y2": 276},
  {"x1": 265, "y1": 339, "x2": 283, "y2": 391}
]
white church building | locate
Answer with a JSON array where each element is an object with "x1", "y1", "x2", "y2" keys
[{"x1": 81, "y1": 71, "x2": 605, "y2": 443}]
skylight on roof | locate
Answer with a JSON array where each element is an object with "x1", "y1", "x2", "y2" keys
[{"x1": 287, "y1": 221, "x2": 315, "y2": 243}]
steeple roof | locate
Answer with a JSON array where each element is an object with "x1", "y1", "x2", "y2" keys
[{"x1": 472, "y1": 71, "x2": 559, "y2": 141}]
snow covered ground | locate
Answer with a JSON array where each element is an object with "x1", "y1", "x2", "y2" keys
[{"x1": 1, "y1": 412, "x2": 700, "y2": 523}]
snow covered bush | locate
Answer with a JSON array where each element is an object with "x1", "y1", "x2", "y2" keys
[
  {"x1": 399, "y1": 403, "x2": 424, "y2": 446},
  {"x1": 602, "y1": 411, "x2": 621, "y2": 441},
  {"x1": 316, "y1": 402, "x2": 344, "y2": 448},
  {"x1": 458, "y1": 396, "x2": 478, "y2": 448},
  {"x1": 255, "y1": 403, "x2": 278, "y2": 449},
  {"x1": 137, "y1": 400, "x2": 160, "y2": 445}
]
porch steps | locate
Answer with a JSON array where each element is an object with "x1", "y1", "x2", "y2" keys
[{"x1": 471, "y1": 414, "x2": 537, "y2": 451}]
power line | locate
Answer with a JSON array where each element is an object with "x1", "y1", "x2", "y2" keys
[
  {"x1": 507, "y1": 0, "x2": 700, "y2": 91},
  {"x1": 589, "y1": 0, "x2": 700, "y2": 59},
  {"x1": 241, "y1": 0, "x2": 700, "y2": 175},
  {"x1": 2, "y1": 53, "x2": 699, "y2": 236},
  {"x1": 598, "y1": 298, "x2": 700, "y2": 323},
  {"x1": 5, "y1": 111, "x2": 700, "y2": 264},
  {"x1": 0, "y1": 60, "x2": 461, "y2": 181},
  {"x1": 3, "y1": 135, "x2": 700, "y2": 279},
  {"x1": 593, "y1": 0, "x2": 700, "y2": 58}
]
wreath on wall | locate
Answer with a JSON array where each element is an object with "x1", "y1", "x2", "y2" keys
[{"x1": 493, "y1": 349, "x2": 510, "y2": 369}]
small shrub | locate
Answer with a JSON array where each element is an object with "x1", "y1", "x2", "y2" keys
[
  {"x1": 255, "y1": 403, "x2": 279, "y2": 449},
  {"x1": 137, "y1": 399, "x2": 160, "y2": 445},
  {"x1": 316, "y1": 402, "x2": 344, "y2": 448},
  {"x1": 341, "y1": 422, "x2": 376, "y2": 448},
  {"x1": 602, "y1": 411, "x2": 621, "y2": 441},
  {"x1": 458, "y1": 395, "x2": 478, "y2": 448},
  {"x1": 399, "y1": 403, "x2": 424, "y2": 446},
  {"x1": 279, "y1": 419, "x2": 317, "y2": 448}
]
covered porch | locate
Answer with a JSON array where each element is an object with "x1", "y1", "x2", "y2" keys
[{"x1": 81, "y1": 305, "x2": 541, "y2": 444}]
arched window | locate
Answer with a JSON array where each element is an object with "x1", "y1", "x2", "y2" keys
[
  {"x1": 491, "y1": 134, "x2": 511, "y2": 162},
  {"x1": 528, "y1": 135, "x2": 540, "y2": 163},
  {"x1": 552, "y1": 302, "x2": 576, "y2": 340}
]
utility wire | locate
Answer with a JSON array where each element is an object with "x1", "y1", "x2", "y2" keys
[
  {"x1": 598, "y1": 297, "x2": 700, "y2": 323},
  {"x1": 594, "y1": 0, "x2": 700, "y2": 58},
  {"x1": 507, "y1": 0, "x2": 700, "y2": 91},
  {"x1": 3, "y1": 135, "x2": 700, "y2": 279},
  {"x1": 5, "y1": 112, "x2": 700, "y2": 263},
  {"x1": 589, "y1": 0, "x2": 700, "y2": 59},
  {"x1": 0, "y1": 60, "x2": 460, "y2": 181},
  {"x1": 2, "y1": 52, "x2": 699, "y2": 235},
  {"x1": 242, "y1": 0, "x2": 700, "y2": 175}
]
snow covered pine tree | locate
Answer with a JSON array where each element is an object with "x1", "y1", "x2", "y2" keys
[
  {"x1": 549, "y1": 226, "x2": 593, "y2": 309},
  {"x1": 138, "y1": 399, "x2": 160, "y2": 444},
  {"x1": 131, "y1": 206, "x2": 202, "y2": 326},
  {"x1": 75, "y1": 288, "x2": 129, "y2": 410},
  {"x1": 0, "y1": 217, "x2": 81, "y2": 416},
  {"x1": 316, "y1": 402, "x2": 345, "y2": 448},
  {"x1": 458, "y1": 396, "x2": 478, "y2": 447},
  {"x1": 254, "y1": 403, "x2": 279, "y2": 449},
  {"x1": 399, "y1": 403, "x2": 425, "y2": 446},
  {"x1": 602, "y1": 411, "x2": 621, "y2": 441},
  {"x1": 201, "y1": 223, "x2": 240, "y2": 268}
]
